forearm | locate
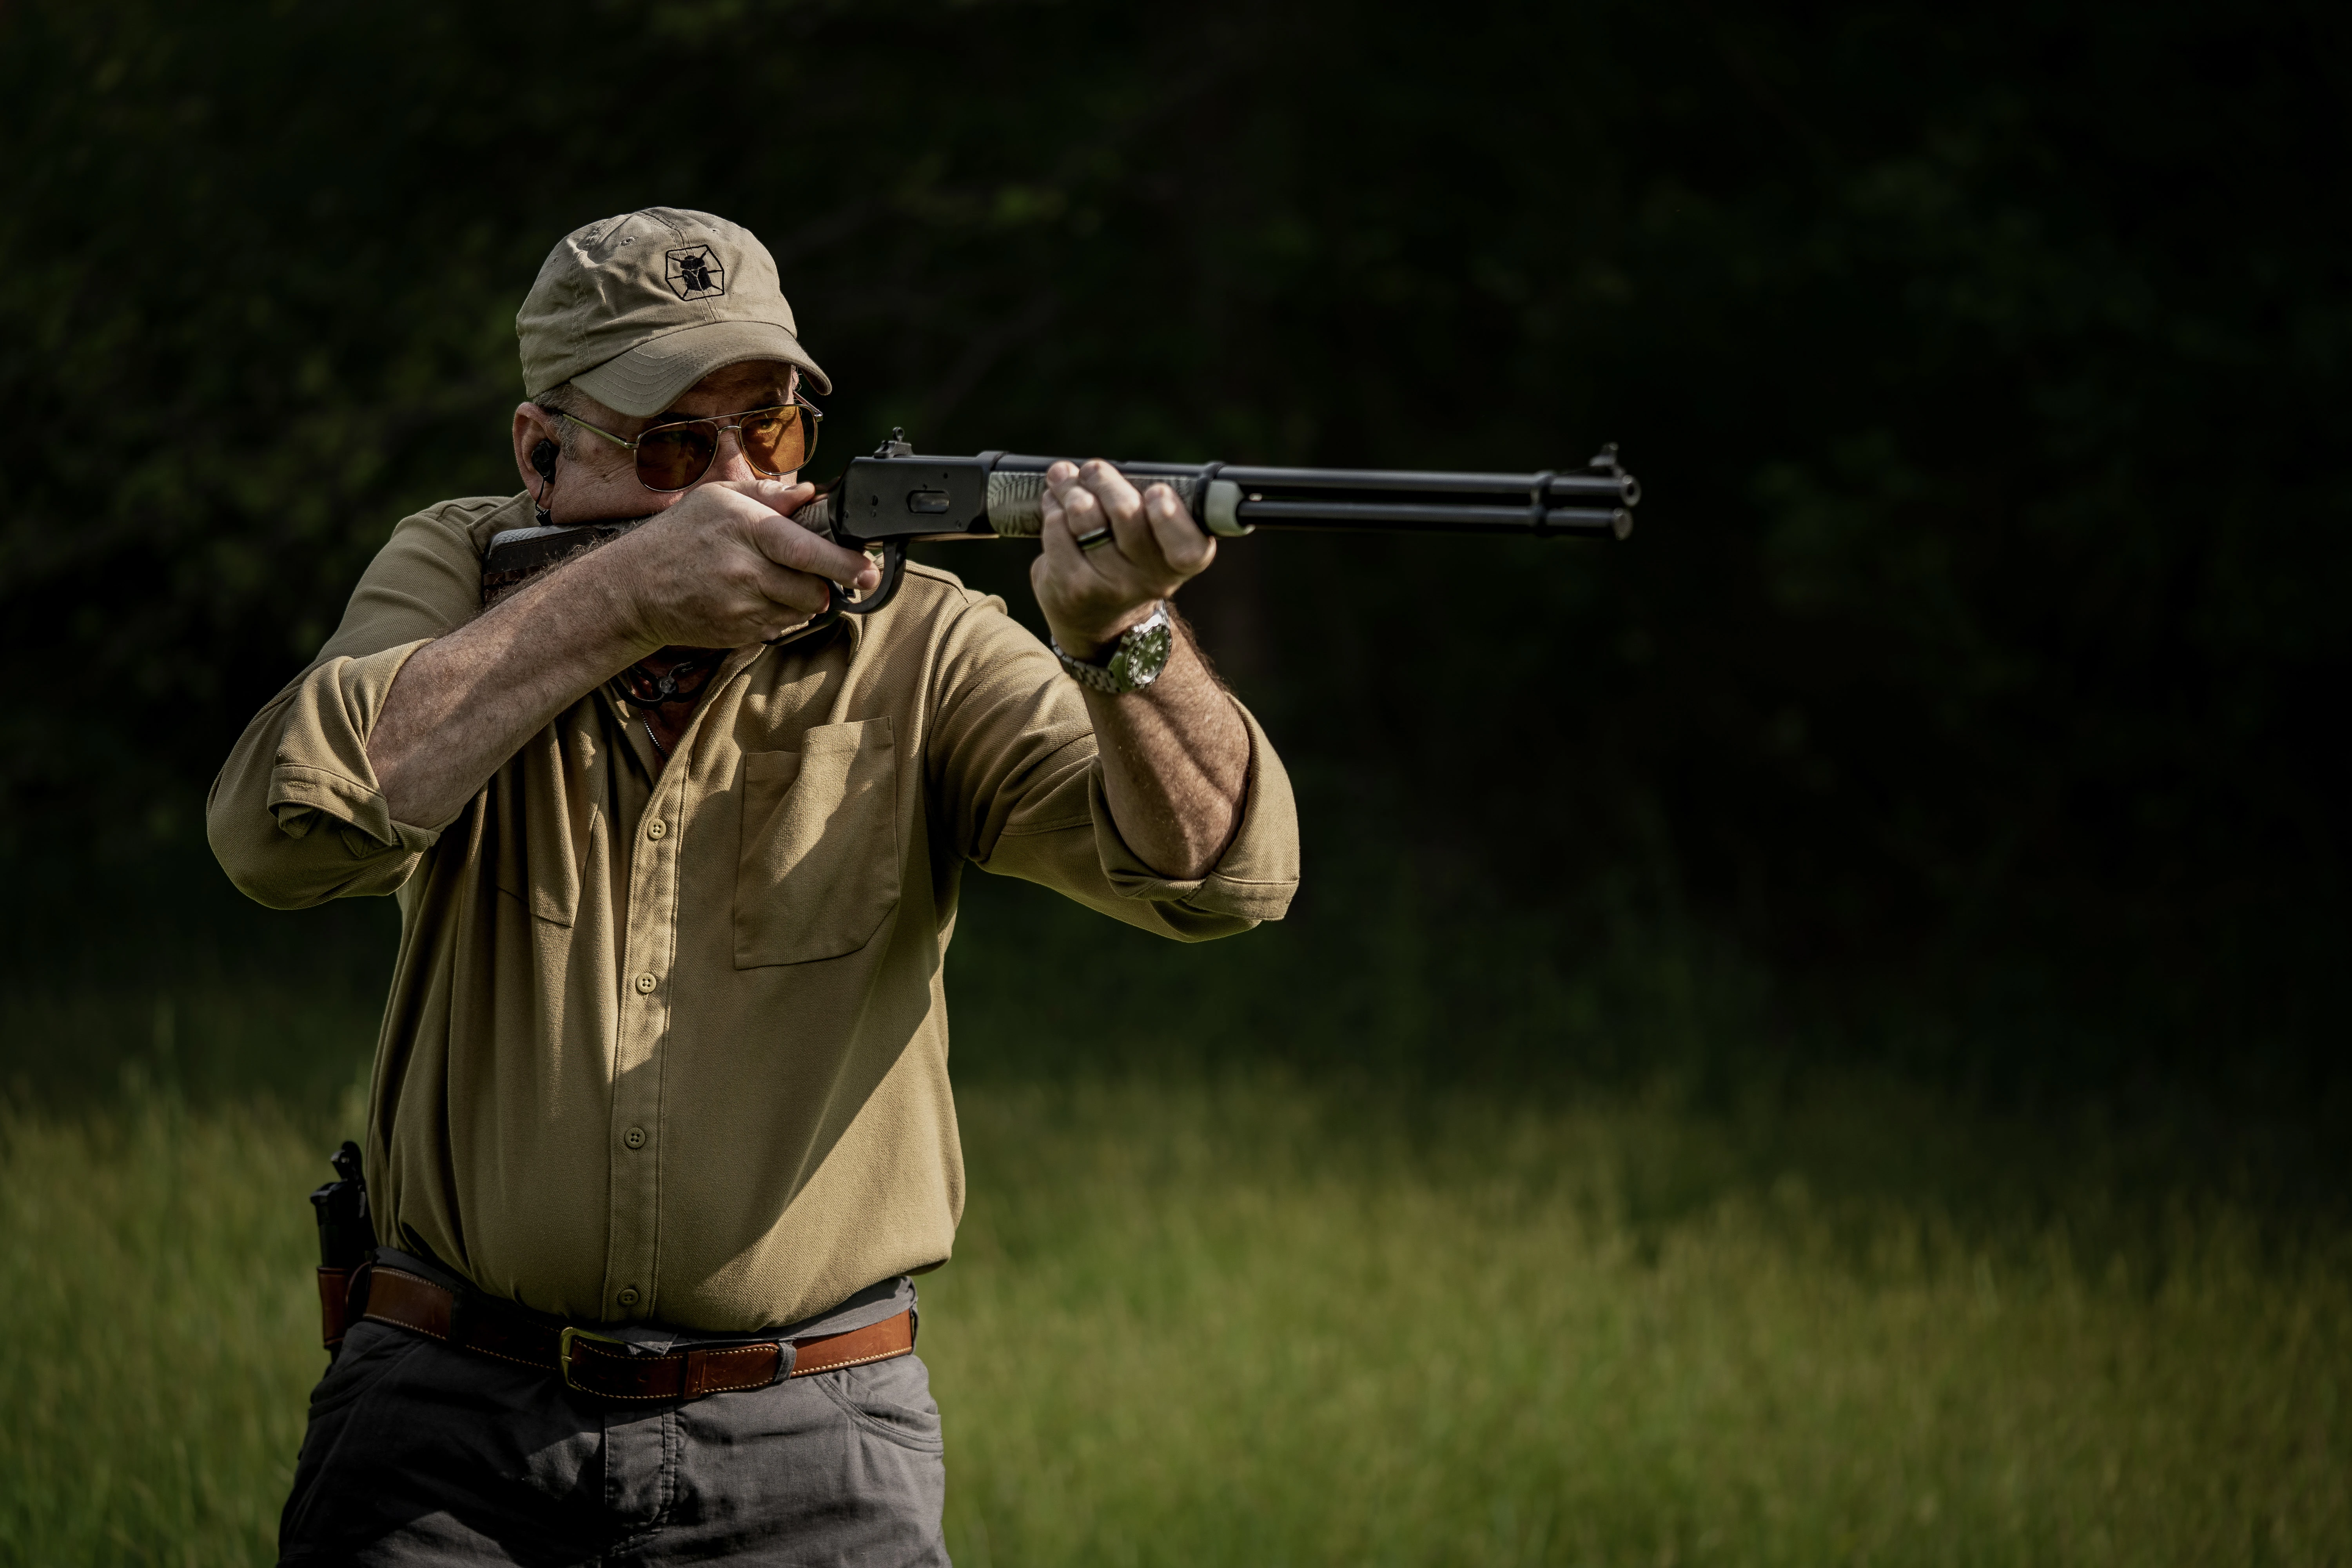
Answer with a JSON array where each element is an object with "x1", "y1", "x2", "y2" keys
[
  {"x1": 367, "y1": 553, "x2": 658, "y2": 827},
  {"x1": 1083, "y1": 622, "x2": 1249, "y2": 880}
]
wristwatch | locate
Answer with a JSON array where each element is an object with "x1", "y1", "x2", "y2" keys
[{"x1": 1052, "y1": 602, "x2": 1174, "y2": 694}]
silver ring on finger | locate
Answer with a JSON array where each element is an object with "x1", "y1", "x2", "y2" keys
[{"x1": 1074, "y1": 524, "x2": 1116, "y2": 551}]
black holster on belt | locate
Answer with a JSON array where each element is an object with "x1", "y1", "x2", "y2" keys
[{"x1": 309, "y1": 1140, "x2": 377, "y2": 1358}]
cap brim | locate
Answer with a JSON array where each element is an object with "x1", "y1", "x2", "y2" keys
[{"x1": 570, "y1": 319, "x2": 831, "y2": 417}]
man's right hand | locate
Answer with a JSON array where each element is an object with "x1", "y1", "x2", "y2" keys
[
  {"x1": 368, "y1": 478, "x2": 879, "y2": 828},
  {"x1": 594, "y1": 479, "x2": 881, "y2": 650}
]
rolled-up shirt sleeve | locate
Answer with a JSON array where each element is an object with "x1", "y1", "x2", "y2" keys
[
  {"x1": 208, "y1": 495, "x2": 512, "y2": 908},
  {"x1": 1081, "y1": 702, "x2": 1298, "y2": 924},
  {"x1": 926, "y1": 590, "x2": 1300, "y2": 940}
]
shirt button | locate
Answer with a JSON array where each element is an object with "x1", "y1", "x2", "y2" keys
[
  {"x1": 645, "y1": 819, "x2": 667, "y2": 840},
  {"x1": 618, "y1": 1287, "x2": 640, "y2": 1308},
  {"x1": 623, "y1": 1126, "x2": 646, "y2": 1149},
  {"x1": 634, "y1": 972, "x2": 657, "y2": 995}
]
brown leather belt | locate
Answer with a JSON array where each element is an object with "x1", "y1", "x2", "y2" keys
[{"x1": 334, "y1": 1265, "x2": 913, "y2": 1402}]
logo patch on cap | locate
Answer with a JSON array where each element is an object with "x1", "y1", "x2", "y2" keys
[{"x1": 664, "y1": 246, "x2": 727, "y2": 301}]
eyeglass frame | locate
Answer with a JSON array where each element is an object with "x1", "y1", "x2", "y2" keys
[{"x1": 550, "y1": 395, "x2": 825, "y2": 492}]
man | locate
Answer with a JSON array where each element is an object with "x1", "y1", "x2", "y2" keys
[{"x1": 209, "y1": 206, "x2": 1298, "y2": 1564}]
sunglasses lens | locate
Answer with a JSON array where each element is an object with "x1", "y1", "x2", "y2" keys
[
  {"x1": 636, "y1": 425, "x2": 717, "y2": 490},
  {"x1": 739, "y1": 406, "x2": 811, "y2": 477},
  {"x1": 616, "y1": 651, "x2": 721, "y2": 707}
]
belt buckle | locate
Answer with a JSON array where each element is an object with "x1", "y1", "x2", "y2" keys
[{"x1": 557, "y1": 1324, "x2": 630, "y2": 1393}]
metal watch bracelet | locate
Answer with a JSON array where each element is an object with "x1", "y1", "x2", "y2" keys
[{"x1": 1051, "y1": 602, "x2": 1173, "y2": 694}]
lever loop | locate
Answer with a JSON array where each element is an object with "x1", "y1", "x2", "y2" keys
[{"x1": 833, "y1": 539, "x2": 910, "y2": 617}]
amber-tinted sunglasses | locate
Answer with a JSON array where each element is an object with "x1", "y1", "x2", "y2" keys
[{"x1": 557, "y1": 397, "x2": 823, "y2": 492}]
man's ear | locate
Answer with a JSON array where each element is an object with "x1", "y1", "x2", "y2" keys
[{"x1": 510, "y1": 403, "x2": 564, "y2": 491}]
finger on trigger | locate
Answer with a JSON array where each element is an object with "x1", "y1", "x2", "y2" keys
[
  {"x1": 750, "y1": 559, "x2": 836, "y2": 617},
  {"x1": 751, "y1": 511, "x2": 878, "y2": 590}
]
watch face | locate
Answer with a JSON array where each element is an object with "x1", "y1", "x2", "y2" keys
[{"x1": 1110, "y1": 609, "x2": 1174, "y2": 690}]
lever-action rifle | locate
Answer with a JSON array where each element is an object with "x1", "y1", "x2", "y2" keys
[{"x1": 483, "y1": 432, "x2": 1641, "y2": 613}]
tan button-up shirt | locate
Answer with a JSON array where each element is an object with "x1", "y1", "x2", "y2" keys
[{"x1": 209, "y1": 492, "x2": 1299, "y2": 1331}]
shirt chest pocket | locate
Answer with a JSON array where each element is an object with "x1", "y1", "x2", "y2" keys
[
  {"x1": 734, "y1": 718, "x2": 902, "y2": 969},
  {"x1": 492, "y1": 722, "x2": 606, "y2": 927}
]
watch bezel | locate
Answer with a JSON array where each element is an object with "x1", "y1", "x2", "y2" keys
[{"x1": 1054, "y1": 601, "x2": 1173, "y2": 694}]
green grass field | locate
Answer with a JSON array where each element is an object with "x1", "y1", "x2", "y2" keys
[{"x1": 4, "y1": 1074, "x2": 2345, "y2": 1566}]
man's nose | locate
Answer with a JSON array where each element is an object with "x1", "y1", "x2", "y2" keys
[{"x1": 707, "y1": 426, "x2": 758, "y2": 483}]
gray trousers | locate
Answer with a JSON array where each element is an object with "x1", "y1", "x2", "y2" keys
[{"x1": 278, "y1": 1263, "x2": 948, "y2": 1566}]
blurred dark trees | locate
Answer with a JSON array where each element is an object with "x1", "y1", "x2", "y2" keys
[{"x1": 2, "y1": 0, "x2": 2345, "y2": 1097}]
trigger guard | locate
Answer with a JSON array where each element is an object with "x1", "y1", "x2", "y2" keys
[{"x1": 833, "y1": 539, "x2": 909, "y2": 617}]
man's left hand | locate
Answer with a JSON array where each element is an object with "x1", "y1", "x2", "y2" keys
[{"x1": 1031, "y1": 460, "x2": 1216, "y2": 661}]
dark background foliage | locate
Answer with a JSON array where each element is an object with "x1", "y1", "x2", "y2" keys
[{"x1": 2, "y1": 0, "x2": 2344, "y2": 1135}]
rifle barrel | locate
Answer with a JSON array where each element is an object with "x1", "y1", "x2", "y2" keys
[
  {"x1": 809, "y1": 444, "x2": 1640, "y2": 548},
  {"x1": 985, "y1": 457, "x2": 1637, "y2": 510},
  {"x1": 1236, "y1": 500, "x2": 1630, "y2": 534},
  {"x1": 479, "y1": 438, "x2": 1642, "y2": 618}
]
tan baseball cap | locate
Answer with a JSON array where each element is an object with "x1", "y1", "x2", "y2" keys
[{"x1": 515, "y1": 207, "x2": 830, "y2": 416}]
